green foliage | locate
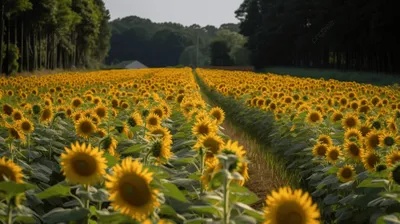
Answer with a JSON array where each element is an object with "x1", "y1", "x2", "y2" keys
[
  {"x1": 6, "y1": 44, "x2": 20, "y2": 75},
  {"x1": 210, "y1": 40, "x2": 234, "y2": 66}
]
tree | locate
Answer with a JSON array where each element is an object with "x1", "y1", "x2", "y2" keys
[{"x1": 210, "y1": 40, "x2": 233, "y2": 66}]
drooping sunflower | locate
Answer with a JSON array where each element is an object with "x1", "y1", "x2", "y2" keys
[
  {"x1": 317, "y1": 135, "x2": 333, "y2": 146},
  {"x1": 306, "y1": 110, "x2": 323, "y2": 124},
  {"x1": 128, "y1": 112, "x2": 144, "y2": 127},
  {"x1": 312, "y1": 143, "x2": 328, "y2": 157},
  {"x1": 343, "y1": 141, "x2": 363, "y2": 160},
  {"x1": 146, "y1": 126, "x2": 172, "y2": 146},
  {"x1": 75, "y1": 117, "x2": 97, "y2": 139},
  {"x1": 146, "y1": 113, "x2": 162, "y2": 129},
  {"x1": 194, "y1": 133, "x2": 225, "y2": 160},
  {"x1": 379, "y1": 131, "x2": 396, "y2": 148},
  {"x1": 344, "y1": 128, "x2": 363, "y2": 142},
  {"x1": 2, "y1": 103, "x2": 14, "y2": 115},
  {"x1": 341, "y1": 113, "x2": 360, "y2": 129},
  {"x1": 61, "y1": 142, "x2": 107, "y2": 185},
  {"x1": 0, "y1": 157, "x2": 24, "y2": 183},
  {"x1": 325, "y1": 146, "x2": 342, "y2": 164},
  {"x1": 337, "y1": 165, "x2": 356, "y2": 183},
  {"x1": 330, "y1": 110, "x2": 343, "y2": 122},
  {"x1": 192, "y1": 117, "x2": 218, "y2": 136},
  {"x1": 223, "y1": 140, "x2": 249, "y2": 185},
  {"x1": 200, "y1": 157, "x2": 221, "y2": 190},
  {"x1": 361, "y1": 150, "x2": 381, "y2": 171},
  {"x1": 210, "y1": 107, "x2": 225, "y2": 125},
  {"x1": 17, "y1": 118, "x2": 34, "y2": 134},
  {"x1": 150, "y1": 139, "x2": 172, "y2": 164},
  {"x1": 105, "y1": 158, "x2": 160, "y2": 221},
  {"x1": 364, "y1": 130, "x2": 381, "y2": 151},
  {"x1": 263, "y1": 187, "x2": 320, "y2": 224},
  {"x1": 40, "y1": 107, "x2": 54, "y2": 123},
  {"x1": 386, "y1": 150, "x2": 400, "y2": 167},
  {"x1": 6, "y1": 123, "x2": 26, "y2": 142}
]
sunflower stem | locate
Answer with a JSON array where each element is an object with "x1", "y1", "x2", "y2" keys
[
  {"x1": 27, "y1": 134, "x2": 31, "y2": 163},
  {"x1": 85, "y1": 185, "x2": 91, "y2": 224},
  {"x1": 70, "y1": 192, "x2": 85, "y2": 208},
  {"x1": 199, "y1": 148, "x2": 205, "y2": 195},
  {"x1": 143, "y1": 149, "x2": 152, "y2": 165},
  {"x1": 223, "y1": 161, "x2": 231, "y2": 224},
  {"x1": 7, "y1": 201, "x2": 13, "y2": 224}
]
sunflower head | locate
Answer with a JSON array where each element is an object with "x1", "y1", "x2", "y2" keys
[
  {"x1": 40, "y1": 108, "x2": 54, "y2": 123},
  {"x1": 105, "y1": 158, "x2": 160, "y2": 221},
  {"x1": 17, "y1": 118, "x2": 34, "y2": 133},
  {"x1": 364, "y1": 131, "x2": 381, "y2": 151},
  {"x1": 71, "y1": 97, "x2": 83, "y2": 108},
  {"x1": 194, "y1": 134, "x2": 225, "y2": 161},
  {"x1": 325, "y1": 146, "x2": 342, "y2": 164},
  {"x1": 200, "y1": 157, "x2": 222, "y2": 190},
  {"x1": 210, "y1": 107, "x2": 225, "y2": 124},
  {"x1": 306, "y1": 110, "x2": 323, "y2": 124},
  {"x1": 342, "y1": 113, "x2": 360, "y2": 129},
  {"x1": 2, "y1": 103, "x2": 13, "y2": 115},
  {"x1": 75, "y1": 117, "x2": 97, "y2": 139},
  {"x1": 391, "y1": 163, "x2": 400, "y2": 185},
  {"x1": 375, "y1": 163, "x2": 387, "y2": 172},
  {"x1": 263, "y1": 187, "x2": 320, "y2": 224},
  {"x1": 146, "y1": 113, "x2": 161, "y2": 129},
  {"x1": 94, "y1": 105, "x2": 108, "y2": 119},
  {"x1": 386, "y1": 150, "x2": 400, "y2": 167},
  {"x1": 61, "y1": 142, "x2": 106, "y2": 185},
  {"x1": 361, "y1": 151, "x2": 381, "y2": 171},
  {"x1": 344, "y1": 128, "x2": 363, "y2": 142},
  {"x1": 343, "y1": 141, "x2": 363, "y2": 160},
  {"x1": 317, "y1": 135, "x2": 332, "y2": 146},
  {"x1": 192, "y1": 117, "x2": 218, "y2": 136},
  {"x1": 379, "y1": 131, "x2": 396, "y2": 148},
  {"x1": 337, "y1": 165, "x2": 356, "y2": 183},
  {"x1": 32, "y1": 104, "x2": 41, "y2": 115},
  {"x1": 312, "y1": 143, "x2": 328, "y2": 157},
  {"x1": 0, "y1": 157, "x2": 24, "y2": 183},
  {"x1": 128, "y1": 112, "x2": 144, "y2": 127},
  {"x1": 11, "y1": 109, "x2": 24, "y2": 121}
]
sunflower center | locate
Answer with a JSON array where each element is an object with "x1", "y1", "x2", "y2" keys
[
  {"x1": 276, "y1": 203, "x2": 305, "y2": 224},
  {"x1": 152, "y1": 141, "x2": 162, "y2": 158},
  {"x1": 203, "y1": 138, "x2": 221, "y2": 154},
  {"x1": 333, "y1": 113, "x2": 343, "y2": 121},
  {"x1": 384, "y1": 137, "x2": 395, "y2": 146},
  {"x1": 153, "y1": 109, "x2": 163, "y2": 118},
  {"x1": 42, "y1": 109, "x2": 51, "y2": 120},
  {"x1": 128, "y1": 117, "x2": 137, "y2": 127},
  {"x1": 79, "y1": 121, "x2": 95, "y2": 134},
  {"x1": 309, "y1": 113, "x2": 321, "y2": 122},
  {"x1": 72, "y1": 156, "x2": 97, "y2": 177},
  {"x1": 0, "y1": 165, "x2": 16, "y2": 182},
  {"x1": 198, "y1": 124, "x2": 209, "y2": 135},
  {"x1": 329, "y1": 150, "x2": 339, "y2": 160},
  {"x1": 212, "y1": 112, "x2": 221, "y2": 121},
  {"x1": 341, "y1": 168, "x2": 352, "y2": 179},
  {"x1": 13, "y1": 113, "x2": 22, "y2": 121},
  {"x1": 368, "y1": 135, "x2": 379, "y2": 149},
  {"x1": 367, "y1": 154, "x2": 380, "y2": 168},
  {"x1": 148, "y1": 117, "x2": 158, "y2": 126},
  {"x1": 119, "y1": 175, "x2": 152, "y2": 207},
  {"x1": 96, "y1": 108, "x2": 106, "y2": 118},
  {"x1": 348, "y1": 144, "x2": 360, "y2": 157},
  {"x1": 21, "y1": 122, "x2": 31, "y2": 131},
  {"x1": 345, "y1": 118, "x2": 356, "y2": 128},
  {"x1": 317, "y1": 145, "x2": 327, "y2": 156}
]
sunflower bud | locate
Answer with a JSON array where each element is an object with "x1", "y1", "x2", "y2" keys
[
  {"x1": 391, "y1": 163, "x2": 400, "y2": 185},
  {"x1": 32, "y1": 104, "x2": 41, "y2": 115}
]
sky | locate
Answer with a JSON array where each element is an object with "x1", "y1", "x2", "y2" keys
[{"x1": 104, "y1": 0, "x2": 243, "y2": 27}]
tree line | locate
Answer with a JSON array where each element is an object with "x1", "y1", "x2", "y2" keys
[
  {"x1": 236, "y1": 0, "x2": 400, "y2": 74},
  {"x1": 107, "y1": 16, "x2": 249, "y2": 68},
  {"x1": 0, "y1": 0, "x2": 111, "y2": 76}
]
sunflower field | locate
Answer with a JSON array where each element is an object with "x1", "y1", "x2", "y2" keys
[
  {"x1": 0, "y1": 68, "x2": 323, "y2": 224},
  {"x1": 196, "y1": 68, "x2": 400, "y2": 223}
]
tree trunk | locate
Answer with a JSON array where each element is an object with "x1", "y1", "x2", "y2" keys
[
  {"x1": 0, "y1": 3, "x2": 4, "y2": 75},
  {"x1": 5, "y1": 16, "x2": 10, "y2": 76},
  {"x1": 19, "y1": 18, "x2": 23, "y2": 72}
]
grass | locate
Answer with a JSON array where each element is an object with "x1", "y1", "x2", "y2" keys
[{"x1": 259, "y1": 67, "x2": 400, "y2": 86}]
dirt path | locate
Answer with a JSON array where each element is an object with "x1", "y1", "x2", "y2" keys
[{"x1": 221, "y1": 121, "x2": 291, "y2": 209}]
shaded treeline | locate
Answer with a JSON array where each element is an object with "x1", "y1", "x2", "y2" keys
[
  {"x1": 236, "y1": 0, "x2": 400, "y2": 74},
  {"x1": 0, "y1": 0, "x2": 111, "y2": 76}
]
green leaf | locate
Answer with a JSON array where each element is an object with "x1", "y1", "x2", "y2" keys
[
  {"x1": 234, "y1": 202, "x2": 264, "y2": 221},
  {"x1": 97, "y1": 210, "x2": 139, "y2": 224},
  {"x1": 376, "y1": 214, "x2": 400, "y2": 224},
  {"x1": 184, "y1": 218, "x2": 214, "y2": 224},
  {"x1": 233, "y1": 215, "x2": 258, "y2": 224},
  {"x1": 0, "y1": 181, "x2": 36, "y2": 198},
  {"x1": 210, "y1": 170, "x2": 230, "y2": 190},
  {"x1": 229, "y1": 184, "x2": 259, "y2": 205},
  {"x1": 42, "y1": 207, "x2": 89, "y2": 224},
  {"x1": 357, "y1": 178, "x2": 387, "y2": 188},
  {"x1": 104, "y1": 153, "x2": 118, "y2": 168},
  {"x1": 121, "y1": 144, "x2": 146, "y2": 155},
  {"x1": 159, "y1": 204, "x2": 178, "y2": 218},
  {"x1": 14, "y1": 216, "x2": 37, "y2": 223},
  {"x1": 162, "y1": 182, "x2": 188, "y2": 203},
  {"x1": 36, "y1": 184, "x2": 71, "y2": 200},
  {"x1": 189, "y1": 205, "x2": 222, "y2": 216},
  {"x1": 89, "y1": 189, "x2": 109, "y2": 202},
  {"x1": 324, "y1": 194, "x2": 339, "y2": 205}
]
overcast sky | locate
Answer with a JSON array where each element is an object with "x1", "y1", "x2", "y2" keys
[{"x1": 104, "y1": 0, "x2": 242, "y2": 27}]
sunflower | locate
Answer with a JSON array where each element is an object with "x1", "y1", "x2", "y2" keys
[
  {"x1": 210, "y1": 107, "x2": 225, "y2": 125},
  {"x1": 11, "y1": 109, "x2": 24, "y2": 121},
  {"x1": 391, "y1": 163, "x2": 400, "y2": 185},
  {"x1": 194, "y1": 133, "x2": 225, "y2": 160},
  {"x1": 40, "y1": 108, "x2": 54, "y2": 123},
  {"x1": 344, "y1": 128, "x2": 363, "y2": 142},
  {"x1": 150, "y1": 105, "x2": 165, "y2": 119},
  {"x1": 200, "y1": 157, "x2": 221, "y2": 190},
  {"x1": 364, "y1": 131, "x2": 381, "y2": 151},
  {"x1": 330, "y1": 111, "x2": 343, "y2": 122},
  {"x1": 379, "y1": 131, "x2": 396, "y2": 148},
  {"x1": 263, "y1": 187, "x2": 320, "y2": 224},
  {"x1": 359, "y1": 123, "x2": 372, "y2": 137},
  {"x1": 0, "y1": 157, "x2": 24, "y2": 183},
  {"x1": 94, "y1": 105, "x2": 108, "y2": 119},
  {"x1": 192, "y1": 117, "x2": 218, "y2": 136},
  {"x1": 146, "y1": 113, "x2": 162, "y2": 129},
  {"x1": 223, "y1": 140, "x2": 248, "y2": 185},
  {"x1": 341, "y1": 113, "x2": 360, "y2": 129},
  {"x1": 343, "y1": 141, "x2": 363, "y2": 160},
  {"x1": 386, "y1": 150, "x2": 400, "y2": 167},
  {"x1": 387, "y1": 118, "x2": 398, "y2": 133},
  {"x1": 17, "y1": 118, "x2": 34, "y2": 134},
  {"x1": 312, "y1": 143, "x2": 328, "y2": 157},
  {"x1": 150, "y1": 139, "x2": 172, "y2": 164},
  {"x1": 317, "y1": 135, "x2": 332, "y2": 146},
  {"x1": 337, "y1": 165, "x2": 356, "y2": 183},
  {"x1": 61, "y1": 142, "x2": 107, "y2": 185},
  {"x1": 362, "y1": 151, "x2": 380, "y2": 171},
  {"x1": 306, "y1": 110, "x2": 323, "y2": 124},
  {"x1": 75, "y1": 117, "x2": 97, "y2": 139},
  {"x1": 6, "y1": 123, "x2": 26, "y2": 142},
  {"x1": 325, "y1": 146, "x2": 342, "y2": 164},
  {"x1": 71, "y1": 97, "x2": 83, "y2": 108},
  {"x1": 146, "y1": 127, "x2": 172, "y2": 146},
  {"x1": 102, "y1": 136, "x2": 118, "y2": 152},
  {"x1": 72, "y1": 111, "x2": 82, "y2": 122},
  {"x1": 2, "y1": 103, "x2": 13, "y2": 115},
  {"x1": 128, "y1": 112, "x2": 144, "y2": 127},
  {"x1": 105, "y1": 158, "x2": 160, "y2": 221}
]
